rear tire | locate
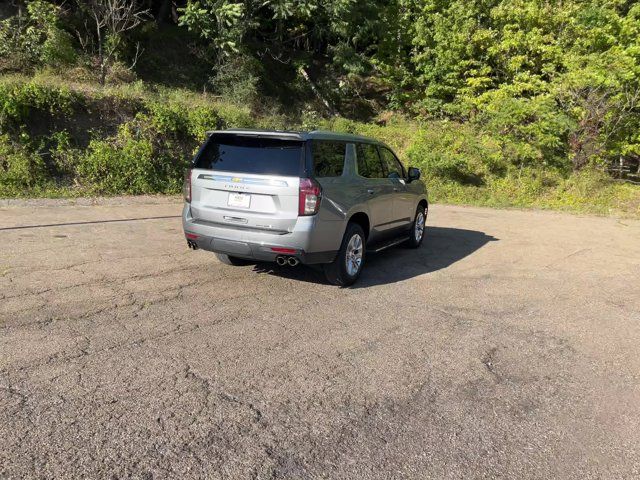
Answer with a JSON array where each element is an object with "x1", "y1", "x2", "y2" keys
[
  {"x1": 323, "y1": 223, "x2": 366, "y2": 286},
  {"x1": 406, "y1": 205, "x2": 426, "y2": 248},
  {"x1": 216, "y1": 253, "x2": 252, "y2": 266}
]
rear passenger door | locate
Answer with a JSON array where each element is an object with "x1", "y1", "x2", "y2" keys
[
  {"x1": 355, "y1": 143, "x2": 396, "y2": 236},
  {"x1": 378, "y1": 146, "x2": 414, "y2": 228},
  {"x1": 311, "y1": 139, "x2": 349, "y2": 222}
]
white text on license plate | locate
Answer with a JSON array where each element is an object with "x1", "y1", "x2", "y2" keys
[{"x1": 228, "y1": 192, "x2": 251, "y2": 208}]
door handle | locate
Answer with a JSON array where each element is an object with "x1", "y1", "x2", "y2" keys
[{"x1": 367, "y1": 189, "x2": 375, "y2": 194}]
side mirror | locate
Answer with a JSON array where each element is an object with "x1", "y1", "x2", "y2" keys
[{"x1": 407, "y1": 167, "x2": 421, "y2": 182}]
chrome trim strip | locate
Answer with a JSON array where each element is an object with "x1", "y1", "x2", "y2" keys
[
  {"x1": 223, "y1": 216, "x2": 248, "y2": 224},
  {"x1": 197, "y1": 174, "x2": 289, "y2": 187},
  {"x1": 191, "y1": 218, "x2": 289, "y2": 235}
]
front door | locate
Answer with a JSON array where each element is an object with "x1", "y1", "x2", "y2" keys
[
  {"x1": 355, "y1": 143, "x2": 396, "y2": 237},
  {"x1": 379, "y1": 146, "x2": 414, "y2": 228}
]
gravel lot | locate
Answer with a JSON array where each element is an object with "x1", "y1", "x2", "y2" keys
[{"x1": 1, "y1": 198, "x2": 639, "y2": 479}]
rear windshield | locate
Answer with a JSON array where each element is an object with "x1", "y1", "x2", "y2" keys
[{"x1": 194, "y1": 135, "x2": 304, "y2": 176}]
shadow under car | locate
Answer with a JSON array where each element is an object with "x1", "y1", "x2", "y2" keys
[{"x1": 250, "y1": 226, "x2": 498, "y2": 287}]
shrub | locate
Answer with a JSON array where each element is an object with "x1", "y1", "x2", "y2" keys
[
  {"x1": 405, "y1": 121, "x2": 507, "y2": 185},
  {"x1": 209, "y1": 55, "x2": 260, "y2": 107},
  {"x1": 187, "y1": 107, "x2": 221, "y2": 140},
  {"x1": 48, "y1": 130, "x2": 81, "y2": 181},
  {"x1": 212, "y1": 103, "x2": 254, "y2": 129},
  {"x1": 0, "y1": 80, "x2": 76, "y2": 130},
  {"x1": 0, "y1": 0, "x2": 75, "y2": 73},
  {"x1": 104, "y1": 61, "x2": 138, "y2": 85},
  {"x1": 0, "y1": 135, "x2": 48, "y2": 196},
  {"x1": 78, "y1": 115, "x2": 192, "y2": 195},
  {"x1": 79, "y1": 133, "x2": 157, "y2": 194},
  {"x1": 466, "y1": 88, "x2": 573, "y2": 171},
  {"x1": 146, "y1": 102, "x2": 190, "y2": 135}
]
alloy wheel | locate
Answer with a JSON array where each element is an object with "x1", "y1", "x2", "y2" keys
[
  {"x1": 345, "y1": 234, "x2": 363, "y2": 276},
  {"x1": 415, "y1": 211, "x2": 425, "y2": 242}
]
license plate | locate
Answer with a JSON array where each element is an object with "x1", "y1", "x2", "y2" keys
[{"x1": 228, "y1": 192, "x2": 251, "y2": 208}]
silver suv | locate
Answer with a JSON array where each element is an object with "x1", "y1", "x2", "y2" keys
[{"x1": 182, "y1": 129, "x2": 428, "y2": 286}]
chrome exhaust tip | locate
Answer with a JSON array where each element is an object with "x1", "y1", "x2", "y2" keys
[
  {"x1": 276, "y1": 256, "x2": 287, "y2": 266},
  {"x1": 287, "y1": 257, "x2": 300, "y2": 266}
]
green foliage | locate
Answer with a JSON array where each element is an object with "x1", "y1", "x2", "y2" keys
[
  {"x1": 209, "y1": 55, "x2": 260, "y2": 106},
  {"x1": 0, "y1": 0, "x2": 75, "y2": 72},
  {"x1": 0, "y1": 134, "x2": 48, "y2": 196},
  {"x1": 406, "y1": 121, "x2": 506, "y2": 185},
  {"x1": 164, "y1": 0, "x2": 640, "y2": 173},
  {"x1": 0, "y1": 77, "x2": 259, "y2": 196},
  {"x1": 430, "y1": 168, "x2": 640, "y2": 217},
  {"x1": 467, "y1": 89, "x2": 573, "y2": 170},
  {"x1": 79, "y1": 129, "x2": 158, "y2": 195},
  {"x1": 186, "y1": 107, "x2": 221, "y2": 140},
  {"x1": 0, "y1": 0, "x2": 636, "y2": 175},
  {"x1": 146, "y1": 103, "x2": 190, "y2": 135},
  {"x1": 0, "y1": 80, "x2": 76, "y2": 130},
  {"x1": 399, "y1": 0, "x2": 640, "y2": 172},
  {"x1": 179, "y1": 1, "x2": 245, "y2": 58},
  {"x1": 78, "y1": 102, "x2": 222, "y2": 194},
  {"x1": 316, "y1": 115, "x2": 418, "y2": 156},
  {"x1": 1, "y1": 2, "x2": 640, "y2": 215},
  {"x1": 48, "y1": 130, "x2": 81, "y2": 179}
]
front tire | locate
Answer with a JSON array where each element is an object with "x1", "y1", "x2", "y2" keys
[
  {"x1": 406, "y1": 205, "x2": 426, "y2": 248},
  {"x1": 216, "y1": 253, "x2": 252, "y2": 266},
  {"x1": 323, "y1": 223, "x2": 366, "y2": 286}
]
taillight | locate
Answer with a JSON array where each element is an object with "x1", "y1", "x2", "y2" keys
[
  {"x1": 298, "y1": 178, "x2": 321, "y2": 216},
  {"x1": 183, "y1": 168, "x2": 192, "y2": 203}
]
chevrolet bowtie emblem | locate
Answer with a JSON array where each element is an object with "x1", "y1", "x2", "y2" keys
[{"x1": 232, "y1": 177, "x2": 241, "y2": 183}]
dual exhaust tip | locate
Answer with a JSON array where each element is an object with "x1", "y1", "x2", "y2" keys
[
  {"x1": 276, "y1": 255, "x2": 300, "y2": 267},
  {"x1": 187, "y1": 240, "x2": 298, "y2": 265}
]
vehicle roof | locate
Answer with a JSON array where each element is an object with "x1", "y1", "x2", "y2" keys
[{"x1": 205, "y1": 128, "x2": 386, "y2": 145}]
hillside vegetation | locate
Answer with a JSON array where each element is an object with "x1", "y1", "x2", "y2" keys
[{"x1": 1, "y1": 0, "x2": 639, "y2": 216}]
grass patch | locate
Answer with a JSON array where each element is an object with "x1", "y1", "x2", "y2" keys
[{"x1": 429, "y1": 169, "x2": 640, "y2": 217}]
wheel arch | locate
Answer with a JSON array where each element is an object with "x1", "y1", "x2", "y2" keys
[{"x1": 347, "y1": 211, "x2": 370, "y2": 240}]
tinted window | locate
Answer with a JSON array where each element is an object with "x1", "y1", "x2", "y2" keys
[
  {"x1": 194, "y1": 135, "x2": 303, "y2": 176},
  {"x1": 312, "y1": 140, "x2": 346, "y2": 177},
  {"x1": 357, "y1": 143, "x2": 384, "y2": 178},
  {"x1": 379, "y1": 147, "x2": 405, "y2": 179}
]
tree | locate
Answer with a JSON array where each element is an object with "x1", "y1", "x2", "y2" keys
[{"x1": 84, "y1": 0, "x2": 151, "y2": 85}]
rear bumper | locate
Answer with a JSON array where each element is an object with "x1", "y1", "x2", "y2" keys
[{"x1": 182, "y1": 205, "x2": 338, "y2": 264}]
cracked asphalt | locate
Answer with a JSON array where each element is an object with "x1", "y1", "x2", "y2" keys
[{"x1": 1, "y1": 197, "x2": 639, "y2": 479}]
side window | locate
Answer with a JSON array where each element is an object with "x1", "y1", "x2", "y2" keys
[
  {"x1": 356, "y1": 143, "x2": 384, "y2": 178},
  {"x1": 312, "y1": 140, "x2": 346, "y2": 177},
  {"x1": 379, "y1": 147, "x2": 405, "y2": 179}
]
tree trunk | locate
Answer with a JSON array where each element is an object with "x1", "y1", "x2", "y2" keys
[
  {"x1": 100, "y1": 62, "x2": 107, "y2": 86},
  {"x1": 95, "y1": 15, "x2": 106, "y2": 86},
  {"x1": 98, "y1": 40, "x2": 106, "y2": 85},
  {"x1": 156, "y1": 0, "x2": 172, "y2": 24},
  {"x1": 299, "y1": 67, "x2": 336, "y2": 116}
]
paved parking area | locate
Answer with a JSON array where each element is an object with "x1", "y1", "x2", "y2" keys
[{"x1": 1, "y1": 198, "x2": 639, "y2": 479}]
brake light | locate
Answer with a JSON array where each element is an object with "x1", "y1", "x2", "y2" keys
[
  {"x1": 298, "y1": 178, "x2": 321, "y2": 216},
  {"x1": 183, "y1": 168, "x2": 192, "y2": 203}
]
